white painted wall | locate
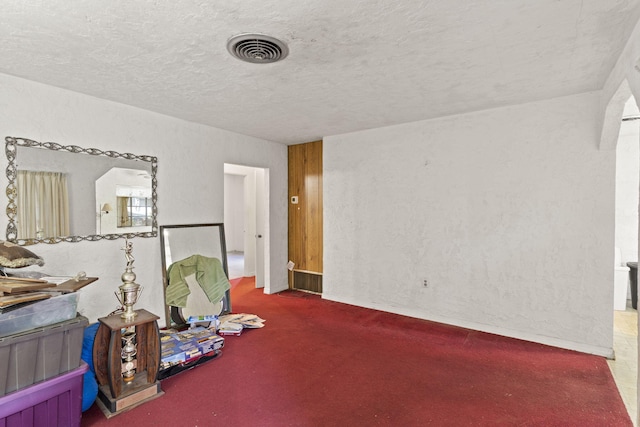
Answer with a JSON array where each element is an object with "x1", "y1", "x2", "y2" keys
[
  {"x1": 224, "y1": 173, "x2": 245, "y2": 252},
  {"x1": 0, "y1": 73, "x2": 288, "y2": 327},
  {"x1": 324, "y1": 92, "x2": 615, "y2": 356}
]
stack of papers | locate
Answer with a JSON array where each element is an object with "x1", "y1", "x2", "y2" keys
[
  {"x1": 160, "y1": 326, "x2": 225, "y2": 370},
  {"x1": 217, "y1": 313, "x2": 265, "y2": 336}
]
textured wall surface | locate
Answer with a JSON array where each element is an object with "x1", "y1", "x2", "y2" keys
[
  {"x1": 324, "y1": 92, "x2": 615, "y2": 356},
  {"x1": 0, "y1": 73, "x2": 288, "y2": 327},
  {"x1": 224, "y1": 174, "x2": 246, "y2": 252}
]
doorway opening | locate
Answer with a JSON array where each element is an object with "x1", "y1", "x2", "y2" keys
[
  {"x1": 226, "y1": 250, "x2": 245, "y2": 280},
  {"x1": 611, "y1": 94, "x2": 639, "y2": 419},
  {"x1": 224, "y1": 163, "x2": 270, "y2": 291}
]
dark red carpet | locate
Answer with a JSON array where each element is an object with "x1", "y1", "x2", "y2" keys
[{"x1": 82, "y1": 277, "x2": 631, "y2": 426}]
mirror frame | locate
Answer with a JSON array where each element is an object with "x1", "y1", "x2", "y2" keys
[
  {"x1": 159, "y1": 223, "x2": 232, "y2": 329},
  {"x1": 5, "y1": 136, "x2": 158, "y2": 245}
]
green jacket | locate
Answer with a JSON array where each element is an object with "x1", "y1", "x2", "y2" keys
[{"x1": 165, "y1": 255, "x2": 230, "y2": 308}]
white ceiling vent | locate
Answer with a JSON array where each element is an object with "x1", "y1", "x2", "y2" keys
[{"x1": 227, "y1": 33, "x2": 289, "y2": 64}]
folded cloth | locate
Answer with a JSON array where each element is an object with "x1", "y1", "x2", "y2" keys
[{"x1": 166, "y1": 255, "x2": 230, "y2": 308}]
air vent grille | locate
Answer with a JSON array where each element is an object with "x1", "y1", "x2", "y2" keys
[{"x1": 227, "y1": 34, "x2": 289, "y2": 64}]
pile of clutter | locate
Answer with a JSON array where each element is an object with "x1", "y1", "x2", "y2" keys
[
  {"x1": 159, "y1": 326, "x2": 225, "y2": 373},
  {"x1": 217, "y1": 313, "x2": 265, "y2": 336},
  {"x1": 159, "y1": 312, "x2": 265, "y2": 376}
]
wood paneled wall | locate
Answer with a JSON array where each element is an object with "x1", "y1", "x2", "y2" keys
[{"x1": 288, "y1": 140, "x2": 323, "y2": 288}]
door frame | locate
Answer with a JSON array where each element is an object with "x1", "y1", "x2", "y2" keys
[{"x1": 224, "y1": 163, "x2": 270, "y2": 290}]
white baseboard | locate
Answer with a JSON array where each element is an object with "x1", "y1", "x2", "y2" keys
[{"x1": 322, "y1": 293, "x2": 614, "y2": 359}]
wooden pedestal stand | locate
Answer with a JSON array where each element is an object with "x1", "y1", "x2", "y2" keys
[{"x1": 93, "y1": 309, "x2": 164, "y2": 417}]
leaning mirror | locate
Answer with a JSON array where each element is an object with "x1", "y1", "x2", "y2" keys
[
  {"x1": 160, "y1": 223, "x2": 232, "y2": 329},
  {"x1": 5, "y1": 136, "x2": 158, "y2": 245}
]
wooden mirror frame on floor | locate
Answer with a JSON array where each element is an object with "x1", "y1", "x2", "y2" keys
[{"x1": 159, "y1": 223, "x2": 232, "y2": 329}]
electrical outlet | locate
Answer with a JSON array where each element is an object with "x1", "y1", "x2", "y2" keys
[{"x1": 422, "y1": 279, "x2": 428, "y2": 287}]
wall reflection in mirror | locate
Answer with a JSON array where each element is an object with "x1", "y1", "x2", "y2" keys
[{"x1": 5, "y1": 137, "x2": 158, "y2": 245}]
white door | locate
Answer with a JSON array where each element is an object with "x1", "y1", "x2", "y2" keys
[{"x1": 255, "y1": 168, "x2": 268, "y2": 288}]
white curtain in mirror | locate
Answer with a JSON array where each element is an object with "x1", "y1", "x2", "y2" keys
[{"x1": 17, "y1": 170, "x2": 70, "y2": 239}]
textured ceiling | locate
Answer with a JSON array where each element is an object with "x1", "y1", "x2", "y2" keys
[{"x1": 1, "y1": 1, "x2": 640, "y2": 144}]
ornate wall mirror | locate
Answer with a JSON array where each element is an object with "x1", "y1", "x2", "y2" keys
[{"x1": 5, "y1": 136, "x2": 158, "y2": 245}]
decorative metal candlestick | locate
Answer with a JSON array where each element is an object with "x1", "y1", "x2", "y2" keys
[{"x1": 115, "y1": 240, "x2": 143, "y2": 320}]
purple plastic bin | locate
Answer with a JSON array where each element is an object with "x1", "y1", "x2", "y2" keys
[{"x1": 0, "y1": 361, "x2": 87, "y2": 427}]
